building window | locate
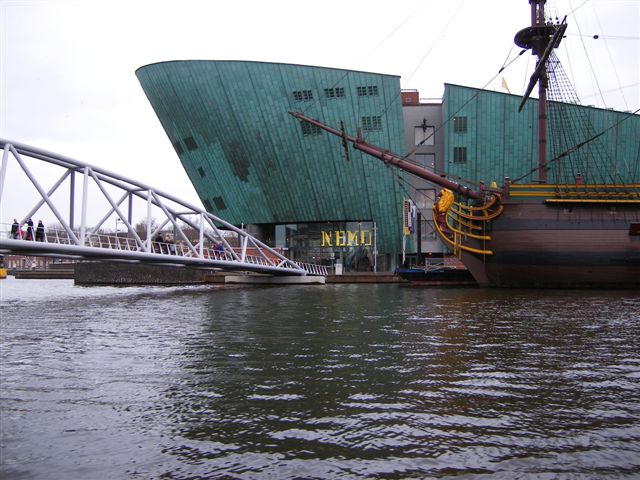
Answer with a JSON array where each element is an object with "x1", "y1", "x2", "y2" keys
[
  {"x1": 357, "y1": 85, "x2": 379, "y2": 96},
  {"x1": 301, "y1": 122, "x2": 321, "y2": 136},
  {"x1": 361, "y1": 116, "x2": 382, "y2": 131},
  {"x1": 197, "y1": 167, "x2": 206, "y2": 178},
  {"x1": 415, "y1": 153, "x2": 435, "y2": 170},
  {"x1": 203, "y1": 199, "x2": 213, "y2": 211},
  {"x1": 414, "y1": 126, "x2": 435, "y2": 146},
  {"x1": 213, "y1": 196, "x2": 226, "y2": 211},
  {"x1": 293, "y1": 90, "x2": 313, "y2": 101},
  {"x1": 172, "y1": 140, "x2": 184, "y2": 155},
  {"x1": 184, "y1": 136, "x2": 198, "y2": 151},
  {"x1": 324, "y1": 87, "x2": 345, "y2": 98},
  {"x1": 453, "y1": 147, "x2": 467, "y2": 163},
  {"x1": 453, "y1": 116, "x2": 468, "y2": 133}
]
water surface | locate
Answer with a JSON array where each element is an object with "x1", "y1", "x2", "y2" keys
[{"x1": 1, "y1": 278, "x2": 639, "y2": 479}]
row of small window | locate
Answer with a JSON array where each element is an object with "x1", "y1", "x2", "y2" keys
[
  {"x1": 413, "y1": 149, "x2": 468, "y2": 168},
  {"x1": 301, "y1": 116, "x2": 382, "y2": 136},
  {"x1": 292, "y1": 85, "x2": 379, "y2": 102},
  {"x1": 173, "y1": 116, "x2": 464, "y2": 156},
  {"x1": 453, "y1": 116, "x2": 467, "y2": 133},
  {"x1": 177, "y1": 126, "x2": 464, "y2": 163},
  {"x1": 293, "y1": 90, "x2": 314, "y2": 101},
  {"x1": 202, "y1": 196, "x2": 226, "y2": 212},
  {"x1": 453, "y1": 147, "x2": 467, "y2": 163},
  {"x1": 415, "y1": 148, "x2": 467, "y2": 164},
  {"x1": 173, "y1": 136, "x2": 198, "y2": 155},
  {"x1": 356, "y1": 86, "x2": 379, "y2": 96},
  {"x1": 415, "y1": 148, "x2": 467, "y2": 165}
]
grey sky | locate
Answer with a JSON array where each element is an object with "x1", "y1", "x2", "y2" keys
[{"x1": 1, "y1": 0, "x2": 638, "y2": 225}]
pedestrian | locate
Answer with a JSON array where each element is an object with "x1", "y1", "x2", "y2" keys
[
  {"x1": 154, "y1": 234, "x2": 164, "y2": 253},
  {"x1": 25, "y1": 218, "x2": 34, "y2": 241},
  {"x1": 10, "y1": 219, "x2": 19, "y2": 239},
  {"x1": 35, "y1": 220, "x2": 45, "y2": 242}
]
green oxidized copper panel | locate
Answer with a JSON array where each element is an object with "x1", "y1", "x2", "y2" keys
[
  {"x1": 443, "y1": 84, "x2": 538, "y2": 188},
  {"x1": 136, "y1": 61, "x2": 407, "y2": 254},
  {"x1": 443, "y1": 84, "x2": 639, "y2": 187}
]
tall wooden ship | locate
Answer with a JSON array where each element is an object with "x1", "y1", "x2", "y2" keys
[{"x1": 292, "y1": 0, "x2": 640, "y2": 288}]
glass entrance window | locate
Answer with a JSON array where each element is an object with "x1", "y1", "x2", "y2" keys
[{"x1": 276, "y1": 221, "x2": 377, "y2": 271}]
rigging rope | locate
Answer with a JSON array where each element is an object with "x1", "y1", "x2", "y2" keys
[
  {"x1": 356, "y1": 0, "x2": 428, "y2": 67},
  {"x1": 401, "y1": 0, "x2": 467, "y2": 88},
  {"x1": 568, "y1": 0, "x2": 607, "y2": 108},
  {"x1": 510, "y1": 106, "x2": 640, "y2": 184},
  {"x1": 389, "y1": 167, "x2": 440, "y2": 237},
  {"x1": 399, "y1": 49, "x2": 527, "y2": 162},
  {"x1": 590, "y1": 5, "x2": 631, "y2": 110},
  {"x1": 294, "y1": 0, "x2": 638, "y2": 195},
  {"x1": 297, "y1": 0, "x2": 428, "y2": 118},
  {"x1": 373, "y1": 0, "x2": 469, "y2": 127},
  {"x1": 566, "y1": 0, "x2": 590, "y2": 17}
]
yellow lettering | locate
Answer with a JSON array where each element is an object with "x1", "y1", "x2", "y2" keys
[
  {"x1": 321, "y1": 231, "x2": 332, "y2": 247},
  {"x1": 321, "y1": 229, "x2": 375, "y2": 248},
  {"x1": 361, "y1": 230, "x2": 373, "y2": 246}
]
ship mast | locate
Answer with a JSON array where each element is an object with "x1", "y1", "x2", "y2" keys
[
  {"x1": 515, "y1": 0, "x2": 567, "y2": 184},
  {"x1": 533, "y1": 0, "x2": 549, "y2": 184}
]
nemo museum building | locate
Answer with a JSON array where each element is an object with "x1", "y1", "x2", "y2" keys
[{"x1": 136, "y1": 60, "x2": 638, "y2": 272}]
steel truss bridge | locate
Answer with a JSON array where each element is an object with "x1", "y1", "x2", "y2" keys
[{"x1": 0, "y1": 139, "x2": 327, "y2": 277}]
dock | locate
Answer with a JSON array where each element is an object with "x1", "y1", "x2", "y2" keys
[{"x1": 7, "y1": 262, "x2": 475, "y2": 286}]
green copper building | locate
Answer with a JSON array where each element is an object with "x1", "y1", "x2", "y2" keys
[
  {"x1": 136, "y1": 61, "x2": 639, "y2": 272},
  {"x1": 442, "y1": 85, "x2": 639, "y2": 188},
  {"x1": 136, "y1": 61, "x2": 408, "y2": 271}
]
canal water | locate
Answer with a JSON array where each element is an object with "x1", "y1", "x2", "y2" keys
[{"x1": 1, "y1": 278, "x2": 639, "y2": 479}]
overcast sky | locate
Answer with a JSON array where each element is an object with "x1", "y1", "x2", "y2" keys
[{"x1": 1, "y1": 0, "x2": 638, "y2": 225}]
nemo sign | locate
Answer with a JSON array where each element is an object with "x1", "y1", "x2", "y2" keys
[{"x1": 321, "y1": 230, "x2": 373, "y2": 247}]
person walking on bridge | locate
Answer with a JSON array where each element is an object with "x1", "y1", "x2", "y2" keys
[
  {"x1": 10, "y1": 219, "x2": 19, "y2": 239},
  {"x1": 35, "y1": 220, "x2": 45, "y2": 242},
  {"x1": 25, "y1": 218, "x2": 34, "y2": 241}
]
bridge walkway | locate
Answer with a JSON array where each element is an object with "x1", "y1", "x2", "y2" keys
[{"x1": 0, "y1": 139, "x2": 327, "y2": 277}]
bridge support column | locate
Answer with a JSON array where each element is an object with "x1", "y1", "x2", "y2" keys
[{"x1": 80, "y1": 167, "x2": 89, "y2": 244}]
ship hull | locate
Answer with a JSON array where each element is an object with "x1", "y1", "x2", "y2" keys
[{"x1": 460, "y1": 200, "x2": 640, "y2": 288}]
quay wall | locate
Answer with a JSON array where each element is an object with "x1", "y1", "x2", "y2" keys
[
  {"x1": 74, "y1": 261, "x2": 210, "y2": 285},
  {"x1": 14, "y1": 262, "x2": 408, "y2": 285}
]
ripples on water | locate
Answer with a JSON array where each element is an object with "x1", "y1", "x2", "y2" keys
[{"x1": 1, "y1": 278, "x2": 639, "y2": 479}]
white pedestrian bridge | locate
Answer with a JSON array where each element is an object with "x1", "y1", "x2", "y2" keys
[{"x1": 0, "y1": 139, "x2": 327, "y2": 277}]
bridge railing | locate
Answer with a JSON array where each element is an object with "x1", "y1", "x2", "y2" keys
[
  {"x1": 1, "y1": 139, "x2": 328, "y2": 276},
  {"x1": 0, "y1": 223, "x2": 328, "y2": 275}
]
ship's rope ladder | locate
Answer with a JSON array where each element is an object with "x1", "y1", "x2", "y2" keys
[{"x1": 431, "y1": 188, "x2": 503, "y2": 256}]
